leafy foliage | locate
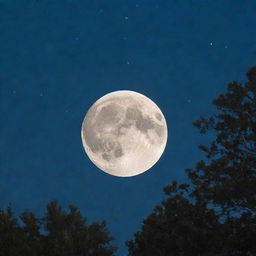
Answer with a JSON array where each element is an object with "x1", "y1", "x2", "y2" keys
[
  {"x1": 127, "y1": 183, "x2": 222, "y2": 256},
  {"x1": 127, "y1": 67, "x2": 256, "y2": 256},
  {"x1": 0, "y1": 201, "x2": 116, "y2": 256},
  {"x1": 188, "y1": 66, "x2": 256, "y2": 214}
]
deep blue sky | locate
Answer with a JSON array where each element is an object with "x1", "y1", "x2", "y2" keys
[{"x1": 1, "y1": 0, "x2": 256, "y2": 255}]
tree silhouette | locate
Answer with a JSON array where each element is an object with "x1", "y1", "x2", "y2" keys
[
  {"x1": 188, "y1": 66, "x2": 256, "y2": 215},
  {"x1": 0, "y1": 201, "x2": 116, "y2": 256},
  {"x1": 127, "y1": 66, "x2": 256, "y2": 256}
]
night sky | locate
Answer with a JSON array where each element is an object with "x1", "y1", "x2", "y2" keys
[{"x1": 1, "y1": 1, "x2": 256, "y2": 255}]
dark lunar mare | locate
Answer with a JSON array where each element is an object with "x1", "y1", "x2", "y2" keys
[
  {"x1": 83, "y1": 98, "x2": 165, "y2": 163},
  {"x1": 83, "y1": 101, "x2": 124, "y2": 161}
]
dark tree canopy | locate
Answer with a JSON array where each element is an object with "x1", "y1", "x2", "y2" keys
[
  {"x1": 127, "y1": 66, "x2": 256, "y2": 256},
  {"x1": 127, "y1": 183, "x2": 222, "y2": 256},
  {"x1": 1, "y1": 67, "x2": 256, "y2": 256},
  {"x1": 188, "y1": 66, "x2": 256, "y2": 214},
  {"x1": 0, "y1": 201, "x2": 116, "y2": 256}
]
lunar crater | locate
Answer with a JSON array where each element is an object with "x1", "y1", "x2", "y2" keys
[{"x1": 155, "y1": 112, "x2": 162, "y2": 121}]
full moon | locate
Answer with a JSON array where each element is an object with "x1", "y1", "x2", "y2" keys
[{"x1": 81, "y1": 90, "x2": 168, "y2": 177}]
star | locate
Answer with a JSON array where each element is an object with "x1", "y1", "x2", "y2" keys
[
  {"x1": 210, "y1": 42, "x2": 213, "y2": 46},
  {"x1": 126, "y1": 61, "x2": 130, "y2": 65},
  {"x1": 124, "y1": 16, "x2": 129, "y2": 20}
]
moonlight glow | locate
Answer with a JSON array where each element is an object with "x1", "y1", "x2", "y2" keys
[{"x1": 81, "y1": 90, "x2": 168, "y2": 177}]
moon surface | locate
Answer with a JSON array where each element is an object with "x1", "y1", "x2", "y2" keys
[{"x1": 81, "y1": 90, "x2": 168, "y2": 177}]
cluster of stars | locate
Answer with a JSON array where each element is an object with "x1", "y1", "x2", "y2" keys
[
  {"x1": 72, "y1": 5, "x2": 230, "y2": 71},
  {"x1": 210, "y1": 42, "x2": 229, "y2": 49}
]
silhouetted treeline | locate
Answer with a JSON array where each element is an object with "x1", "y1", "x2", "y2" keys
[
  {"x1": 126, "y1": 66, "x2": 256, "y2": 256},
  {"x1": 0, "y1": 201, "x2": 116, "y2": 256},
  {"x1": 1, "y1": 67, "x2": 256, "y2": 255}
]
